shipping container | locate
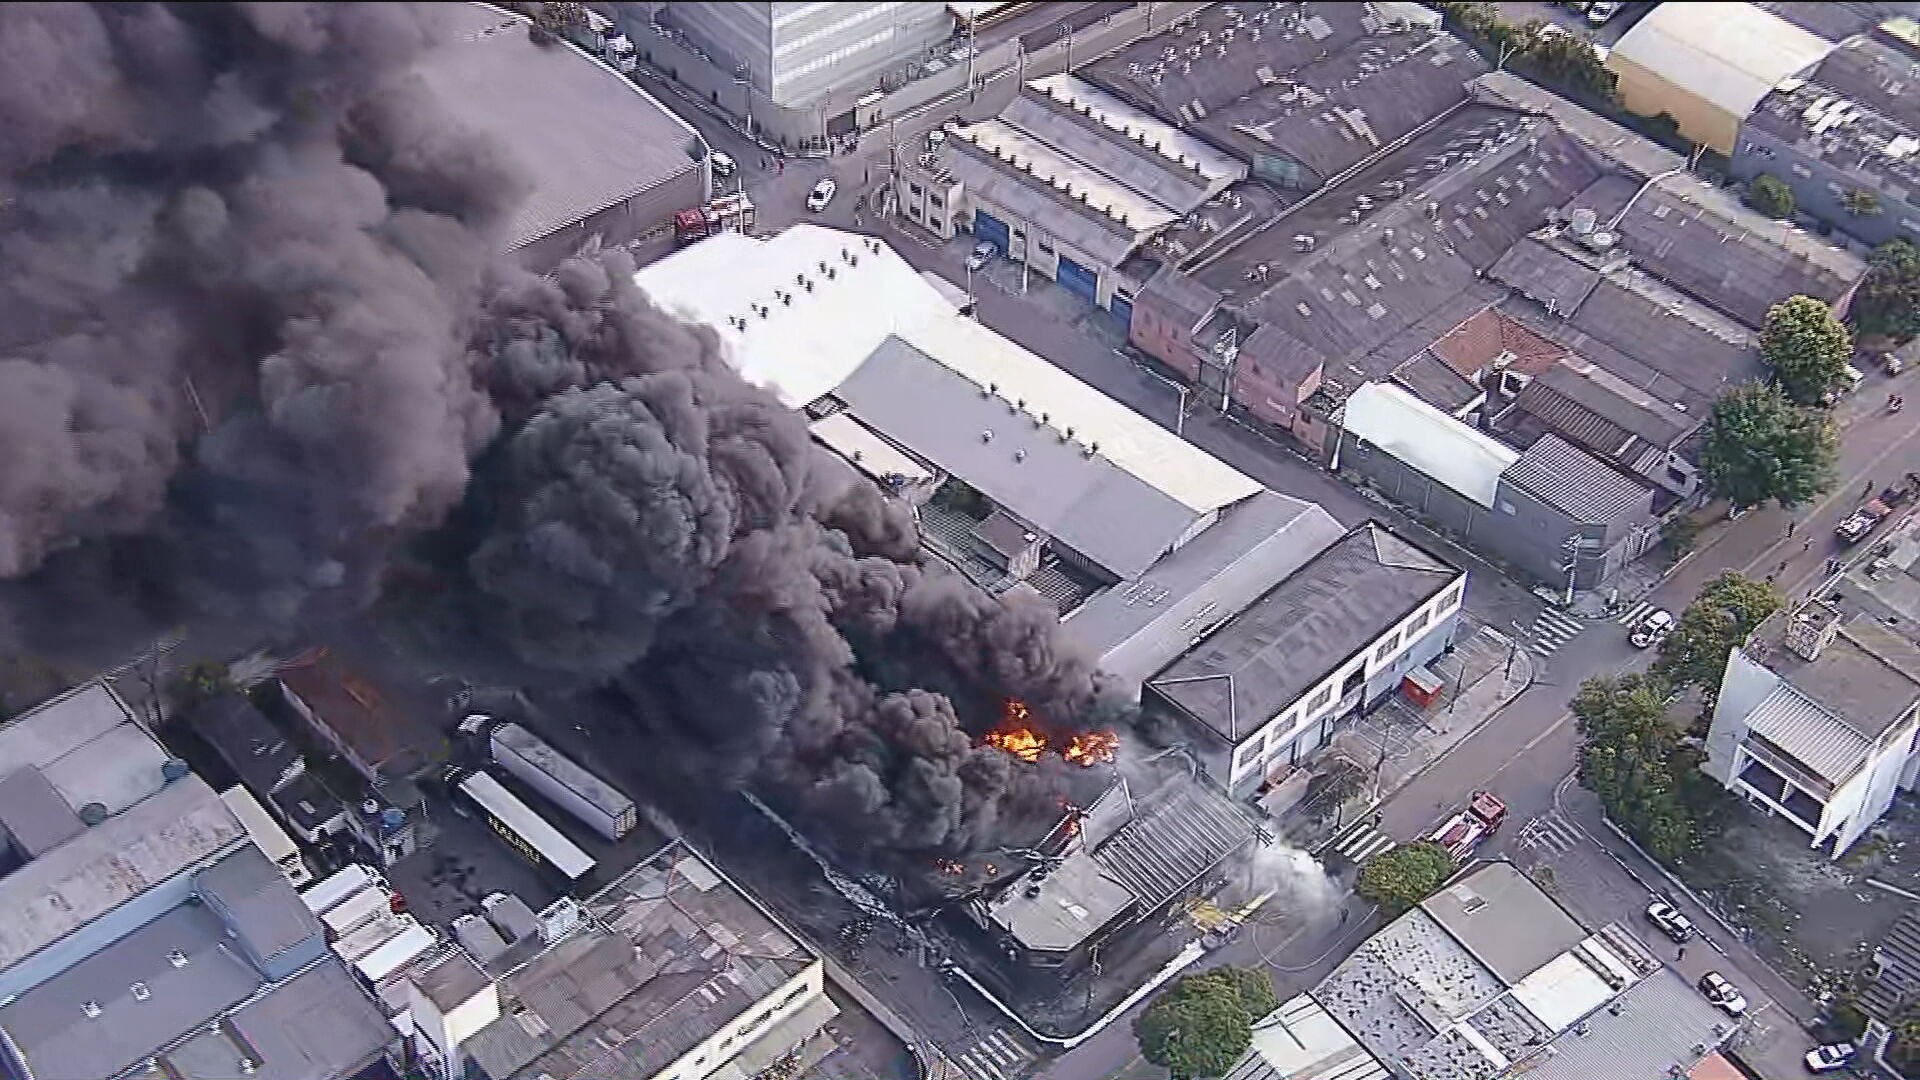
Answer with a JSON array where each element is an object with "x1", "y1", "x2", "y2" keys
[
  {"x1": 301, "y1": 864, "x2": 379, "y2": 915},
  {"x1": 472, "y1": 718, "x2": 637, "y2": 841},
  {"x1": 221, "y1": 786, "x2": 312, "y2": 887},
  {"x1": 447, "y1": 767, "x2": 596, "y2": 882},
  {"x1": 322, "y1": 885, "x2": 394, "y2": 939},
  {"x1": 354, "y1": 923, "x2": 435, "y2": 984}
]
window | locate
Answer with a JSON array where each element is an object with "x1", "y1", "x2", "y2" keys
[
  {"x1": 1374, "y1": 630, "x2": 1401, "y2": 664},
  {"x1": 1339, "y1": 667, "x2": 1364, "y2": 700},
  {"x1": 910, "y1": 182, "x2": 923, "y2": 196},
  {"x1": 1038, "y1": 238, "x2": 1054, "y2": 255},
  {"x1": 1235, "y1": 741, "x2": 1263, "y2": 771},
  {"x1": 1310, "y1": 684, "x2": 1334, "y2": 711},
  {"x1": 1406, "y1": 609, "x2": 1430, "y2": 634},
  {"x1": 930, "y1": 193, "x2": 944, "y2": 209}
]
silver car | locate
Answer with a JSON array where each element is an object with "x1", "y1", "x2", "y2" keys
[{"x1": 1697, "y1": 972, "x2": 1747, "y2": 1016}]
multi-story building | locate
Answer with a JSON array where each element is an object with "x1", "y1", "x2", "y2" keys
[
  {"x1": 1145, "y1": 522, "x2": 1465, "y2": 798},
  {"x1": 0, "y1": 681, "x2": 391, "y2": 1079},
  {"x1": 627, "y1": 2, "x2": 961, "y2": 151},
  {"x1": 1706, "y1": 593, "x2": 1920, "y2": 858}
]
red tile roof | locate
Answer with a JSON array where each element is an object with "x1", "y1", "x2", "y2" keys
[{"x1": 1430, "y1": 307, "x2": 1570, "y2": 379}]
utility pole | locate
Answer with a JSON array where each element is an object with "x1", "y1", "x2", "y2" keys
[
  {"x1": 1175, "y1": 384, "x2": 1191, "y2": 438},
  {"x1": 964, "y1": 17, "x2": 977, "y2": 98}
]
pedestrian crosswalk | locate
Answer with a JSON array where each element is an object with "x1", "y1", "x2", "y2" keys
[
  {"x1": 1525, "y1": 608, "x2": 1587, "y2": 657},
  {"x1": 949, "y1": 1027, "x2": 1038, "y2": 1080},
  {"x1": 1614, "y1": 599, "x2": 1661, "y2": 626},
  {"x1": 1326, "y1": 818, "x2": 1397, "y2": 864},
  {"x1": 1515, "y1": 810, "x2": 1585, "y2": 858}
]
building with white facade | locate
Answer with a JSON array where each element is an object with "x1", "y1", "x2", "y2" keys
[
  {"x1": 1145, "y1": 522, "x2": 1466, "y2": 798},
  {"x1": 1706, "y1": 595, "x2": 1920, "y2": 858},
  {"x1": 634, "y1": 224, "x2": 1348, "y2": 694}
]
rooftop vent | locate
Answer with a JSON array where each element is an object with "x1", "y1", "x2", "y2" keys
[
  {"x1": 78, "y1": 802, "x2": 108, "y2": 826},
  {"x1": 982, "y1": 429, "x2": 994, "y2": 442},
  {"x1": 239, "y1": 1059, "x2": 258, "y2": 1076},
  {"x1": 162, "y1": 758, "x2": 191, "y2": 783},
  {"x1": 131, "y1": 982, "x2": 151, "y2": 1002},
  {"x1": 1569, "y1": 207, "x2": 1597, "y2": 235},
  {"x1": 1084, "y1": 441, "x2": 1099, "y2": 458},
  {"x1": 168, "y1": 950, "x2": 190, "y2": 969},
  {"x1": 1014, "y1": 449, "x2": 1027, "y2": 462},
  {"x1": 82, "y1": 1001, "x2": 102, "y2": 1019}
]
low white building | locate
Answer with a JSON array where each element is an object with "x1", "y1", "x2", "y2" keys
[{"x1": 1705, "y1": 598, "x2": 1920, "y2": 858}]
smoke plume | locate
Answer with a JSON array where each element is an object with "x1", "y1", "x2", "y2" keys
[{"x1": 0, "y1": 1, "x2": 1125, "y2": 862}]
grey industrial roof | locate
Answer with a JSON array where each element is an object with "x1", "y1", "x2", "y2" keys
[
  {"x1": 0, "y1": 766, "x2": 82, "y2": 859},
  {"x1": 1744, "y1": 683, "x2": 1873, "y2": 787},
  {"x1": 1314, "y1": 907, "x2": 1508, "y2": 1065},
  {"x1": 998, "y1": 83, "x2": 1228, "y2": 213},
  {"x1": 1755, "y1": 1, "x2": 1893, "y2": 42},
  {"x1": 196, "y1": 846, "x2": 325, "y2": 962},
  {"x1": 0, "y1": 902, "x2": 263, "y2": 1080},
  {"x1": 1094, "y1": 779, "x2": 1257, "y2": 911},
  {"x1": 1470, "y1": 72, "x2": 1687, "y2": 181},
  {"x1": 415, "y1": 3, "x2": 701, "y2": 253},
  {"x1": 1502, "y1": 434, "x2": 1654, "y2": 527},
  {"x1": 986, "y1": 849, "x2": 1136, "y2": 952},
  {"x1": 1745, "y1": 36, "x2": 1920, "y2": 200},
  {"x1": 464, "y1": 841, "x2": 815, "y2": 1080},
  {"x1": 1486, "y1": 236, "x2": 1605, "y2": 316},
  {"x1": 271, "y1": 772, "x2": 345, "y2": 837},
  {"x1": 1420, "y1": 863, "x2": 1588, "y2": 987},
  {"x1": 193, "y1": 694, "x2": 304, "y2": 796},
  {"x1": 942, "y1": 139, "x2": 1140, "y2": 267},
  {"x1": 1196, "y1": 24, "x2": 1485, "y2": 184},
  {"x1": 413, "y1": 948, "x2": 493, "y2": 1012},
  {"x1": 1060, "y1": 490, "x2": 1346, "y2": 690},
  {"x1": 836, "y1": 337, "x2": 1203, "y2": 578},
  {"x1": 1512, "y1": 967, "x2": 1732, "y2": 1080},
  {"x1": 1518, "y1": 357, "x2": 1700, "y2": 453},
  {"x1": 1860, "y1": 906, "x2": 1920, "y2": 1022},
  {"x1": 211, "y1": 958, "x2": 392, "y2": 1080},
  {"x1": 1390, "y1": 351, "x2": 1481, "y2": 414},
  {"x1": 0, "y1": 776, "x2": 247, "y2": 972},
  {"x1": 1150, "y1": 524, "x2": 1459, "y2": 743},
  {"x1": 0, "y1": 680, "x2": 169, "y2": 816}
]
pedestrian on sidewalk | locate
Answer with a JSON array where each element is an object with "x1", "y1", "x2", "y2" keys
[
  {"x1": 1803, "y1": 537, "x2": 1814, "y2": 552},
  {"x1": 1787, "y1": 519, "x2": 1796, "y2": 536},
  {"x1": 1867, "y1": 479, "x2": 1877, "y2": 497},
  {"x1": 1340, "y1": 908, "x2": 1350, "y2": 925},
  {"x1": 1677, "y1": 945, "x2": 1687, "y2": 961}
]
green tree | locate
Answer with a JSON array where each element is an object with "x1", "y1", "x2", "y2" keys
[
  {"x1": 1701, "y1": 382, "x2": 1838, "y2": 509},
  {"x1": 1356, "y1": 841, "x2": 1457, "y2": 915},
  {"x1": 1134, "y1": 967, "x2": 1280, "y2": 1079},
  {"x1": 1651, "y1": 572, "x2": 1783, "y2": 702},
  {"x1": 1843, "y1": 189, "x2": 1883, "y2": 217},
  {"x1": 1746, "y1": 173, "x2": 1796, "y2": 219},
  {"x1": 1574, "y1": 673, "x2": 1712, "y2": 859},
  {"x1": 1855, "y1": 239, "x2": 1920, "y2": 341},
  {"x1": 1761, "y1": 295, "x2": 1853, "y2": 405}
]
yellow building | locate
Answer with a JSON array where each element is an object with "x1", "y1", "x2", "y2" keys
[{"x1": 1605, "y1": 2, "x2": 1834, "y2": 155}]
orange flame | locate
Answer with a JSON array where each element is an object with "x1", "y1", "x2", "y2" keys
[
  {"x1": 985, "y1": 699, "x2": 1047, "y2": 762},
  {"x1": 933, "y1": 859, "x2": 966, "y2": 876},
  {"x1": 1064, "y1": 730, "x2": 1120, "y2": 767}
]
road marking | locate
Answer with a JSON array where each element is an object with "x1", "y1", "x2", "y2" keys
[
  {"x1": 1516, "y1": 810, "x2": 1584, "y2": 857},
  {"x1": 1616, "y1": 600, "x2": 1656, "y2": 625}
]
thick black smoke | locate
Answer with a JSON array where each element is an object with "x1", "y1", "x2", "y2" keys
[{"x1": 0, "y1": 1, "x2": 1121, "y2": 861}]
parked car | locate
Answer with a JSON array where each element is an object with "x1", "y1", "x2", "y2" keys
[
  {"x1": 1804, "y1": 1042, "x2": 1855, "y2": 1072},
  {"x1": 806, "y1": 178, "x2": 836, "y2": 212},
  {"x1": 1630, "y1": 609, "x2": 1674, "y2": 649},
  {"x1": 708, "y1": 150, "x2": 736, "y2": 178},
  {"x1": 1645, "y1": 899, "x2": 1696, "y2": 943},
  {"x1": 966, "y1": 241, "x2": 996, "y2": 272},
  {"x1": 1586, "y1": 1, "x2": 1622, "y2": 25},
  {"x1": 927, "y1": 128, "x2": 948, "y2": 150},
  {"x1": 1698, "y1": 972, "x2": 1748, "y2": 1016}
]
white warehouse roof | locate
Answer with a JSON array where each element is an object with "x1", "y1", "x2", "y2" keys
[
  {"x1": 635, "y1": 224, "x2": 1262, "y2": 517},
  {"x1": 1341, "y1": 382, "x2": 1517, "y2": 509},
  {"x1": 1610, "y1": 2, "x2": 1833, "y2": 120}
]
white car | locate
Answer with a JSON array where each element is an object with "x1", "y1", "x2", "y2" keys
[
  {"x1": 806, "y1": 178, "x2": 836, "y2": 212},
  {"x1": 1644, "y1": 899, "x2": 1695, "y2": 943},
  {"x1": 966, "y1": 241, "x2": 996, "y2": 272},
  {"x1": 709, "y1": 150, "x2": 736, "y2": 178},
  {"x1": 1804, "y1": 1043, "x2": 1855, "y2": 1072},
  {"x1": 1697, "y1": 972, "x2": 1748, "y2": 1016},
  {"x1": 1587, "y1": 1, "x2": 1622, "y2": 25},
  {"x1": 1630, "y1": 608, "x2": 1674, "y2": 649}
]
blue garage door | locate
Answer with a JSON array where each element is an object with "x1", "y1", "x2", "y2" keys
[
  {"x1": 973, "y1": 211, "x2": 1010, "y2": 255},
  {"x1": 1109, "y1": 293, "x2": 1134, "y2": 328},
  {"x1": 1058, "y1": 255, "x2": 1099, "y2": 303}
]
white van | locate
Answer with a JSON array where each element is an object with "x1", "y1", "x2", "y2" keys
[{"x1": 709, "y1": 150, "x2": 736, "y2": 178}]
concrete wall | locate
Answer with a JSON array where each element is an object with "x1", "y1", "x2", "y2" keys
[
  {"x1": 1485, "y1": 476, "x2": 1651, "y2": 592},
  {"x1": 1732, "y1": 125, "x2": 1920, "y2": 249},
  {"x1": 1606, "y1": 55, "x2": 1742, "y2": 156},
  {"x1": 1339, "y1": 438, "x2": 1490, "y2": 543},
  {"x1": 1703, "y1": 649, "x2": 1778, "y2": 787},
  {"x1": 514, "y1": 167, "x2": 708, "y2": 271}
]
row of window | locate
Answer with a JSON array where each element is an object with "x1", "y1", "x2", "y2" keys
[
  {"x1": 1230, "y1": 582, "x2": 1462, "y2": 774},
  {"x1": 659, "y1": 982, "x2": 816, "y2": 1080}
]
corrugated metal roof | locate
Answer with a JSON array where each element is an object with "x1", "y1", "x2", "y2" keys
[
  {"x1": 1608, "y1": 2, "x2": 1834, "y2": 121},
  {"x1": 1343, "y1": 382, "x2": 1518, "y2": 509},
  {"x1": 1745, "y1": 683, "x2": 1871, "y2": 785},
  {"x1": 1516, "y1": 968, "x2": 1732, "y2": 1080},
  {"x1": 1503, "y1": 434, "x2": 1652, "y2": 526}
]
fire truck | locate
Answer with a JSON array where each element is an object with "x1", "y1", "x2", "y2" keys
[
  {"x1": 1428, "y1": 790, "x2": 1507, "y2": 861},
  {"x1": 673, "y1": 193, "x2": 756, "y2": 246}
]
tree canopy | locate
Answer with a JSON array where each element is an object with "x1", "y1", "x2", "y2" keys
[
  {"x1": 1761, "y1": 295, "x2": 1853, "y2": 406},
  {"x1": 1574, "y1": 673, "x2": 1714, "y2": 860},
  {"x1": 1855, "y1": 239, "x2": 1920, "y2": 341},
  {"x1": 1745, "y1": 173, "x2": 1795, "y2": 220},
  {"x1": 1135, "y1": 967, "x2": 1281, "y2": 1079},
  {"x1": 1700, "y1": 381, "x2": 1838, "y2": 509},
  {"x1": 1356, "y1": 841, "x2": 1456, "y2": 915},
  {"x1": 1651, "y1": 572, "x2": 1783, "y2": 703}
]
